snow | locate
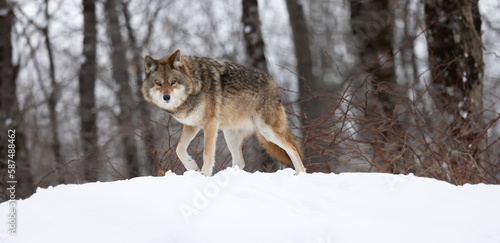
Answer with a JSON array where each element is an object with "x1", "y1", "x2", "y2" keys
[{"x1": 1, "y1": 168, "x2": 499, "y2": 243}]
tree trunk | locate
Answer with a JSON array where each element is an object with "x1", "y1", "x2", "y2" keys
[
  {"x1": 42, "y1": 0, "x2": 63, "y2": 182},
  {"x1": 350, "y1": 0, "x2": 403, "y2": 172},
  {"x1": 79, "y1": 0, "x2": 99, "y2": 182},
  {"x1": 350, "y1": 0, "x2": 397, "y2": 117},
  {"x1": 285, "y1": 0, "x2": 322, "y2": 168},
  {"x1": 121, "y1": 0, "x2": 154, "y2": 175},
  {"x1": 241, "y1": 0, "x2": 277, "y2": 172},
  {"x1": 242, "y1": 0, "x2": 268, "y2": 73},
  {"x1": 308, "y1": 1, "x2": 342, "y2": 89},
  {"x1": 105, "y1": 0, "x2": 140, "y2": 178},
  {"x1": 425, "y1": 0, "x2": 486, "y2": 183},
  {"x1": 285, "y1": 0, "x2": 315, "y2": 115},
  {"x1": 401, "y1": 0, "x2": 419, "y2": 84},
  {"x1": 0, "y1": 0, "x2": 33, "y2": 199}
]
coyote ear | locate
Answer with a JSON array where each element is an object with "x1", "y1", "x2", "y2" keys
[
  {"x1": 168, "y1": 49, "x2": 182, "y2": 69},
  {"x1": 144, "y1": 56, "x2": 158, "y2": 75}
]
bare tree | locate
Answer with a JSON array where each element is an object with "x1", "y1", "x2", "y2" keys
[
  {"x1": 401, "y1": 0, "x2": 420, "y2": 84},
  {"x1": 285, "y1": 0, "x2": 323, "y2": 167},
  {"x1": 0, "y1": 0, "x2": 33, "y2": 199},
  {"x1": 350, "y1": 0, "x2": 398, "y2": 120},
  {"x1": 42, "y1": 0, "x2": 63, "y2": 179},
  {"x1": 79, "y1": 0, "x2": 99, "y2": 182},
  {"x1": 121, "y1": 0, "x2": 155, "y2": 174},
  {"x1": 425, "y1": 0, "x2": 486, "y2": 182},
  {"x1": 104, "y1": 0, "x2": 139, "y2": 177},
  {"x1": 307, "y1": 0, "x2": 346, "y2": 87},
  {"x1": 349, "y1": 0, "x2": 406, "y2": 172},
  {"x1": 242, "y1": 0, "x2": 268, "y2": 73}
]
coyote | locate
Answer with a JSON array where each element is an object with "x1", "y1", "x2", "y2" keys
[{"x1": 142, "y1": 49, "x2": 306, "y2": 176}]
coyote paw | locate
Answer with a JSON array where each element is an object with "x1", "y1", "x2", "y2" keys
[
  {"x1": 182, "y1": 157, "x2": 200, "y2": 171},
  {"x1": 200, "y1": 166, "x2": 213, "y2": 176},
  {"x1": 294, "y1": 169, "x2": 306, "y2": 175}
]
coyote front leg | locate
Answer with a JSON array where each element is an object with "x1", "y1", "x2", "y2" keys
[
  {"x1": 201, "y1": 120, "x2": 219, "y2": 176},
  {"x1": 176, "y1": 125, "x2": 201, "y2": 171}
]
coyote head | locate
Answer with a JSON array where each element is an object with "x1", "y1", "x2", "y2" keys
[{"x1": 142, "y1": 50, "x2": 190, "y2": 112}]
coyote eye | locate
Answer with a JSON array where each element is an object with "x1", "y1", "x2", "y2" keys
[
  {"x1": 155, "y1": 81, "x2": 162, "y2": 87},
  {"x1": 171, "y1": 79, "x2": 177, "y2": 85}
]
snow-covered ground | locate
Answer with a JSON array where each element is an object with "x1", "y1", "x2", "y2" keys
[{"x1": 1, "y1": 168, "x2": 499, "y2": 243}]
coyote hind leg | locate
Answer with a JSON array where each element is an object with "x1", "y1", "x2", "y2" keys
[
  {"x1": 253, "y1": 116, "x2": 306, "y2": 175},
  {"x1": 223, "y1": 129, "x2": 254, "y2": 170}
]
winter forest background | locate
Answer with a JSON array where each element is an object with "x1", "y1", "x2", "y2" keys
[{"x1": 1, "y1": 0, "x2": 499, "y2": 199}]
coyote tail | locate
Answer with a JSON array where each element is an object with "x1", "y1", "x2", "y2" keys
[{"x1": 256, "y1": 131, "x2": 303, "y2": 167}]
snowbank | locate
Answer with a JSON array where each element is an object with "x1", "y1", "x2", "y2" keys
[{"x1": 1, "y1": 168, "x2": 499, "y2": 243}]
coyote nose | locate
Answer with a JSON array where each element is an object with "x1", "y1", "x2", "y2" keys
[{"x1": 163, "y1": 94, "x2": 171, "y2": 102}]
